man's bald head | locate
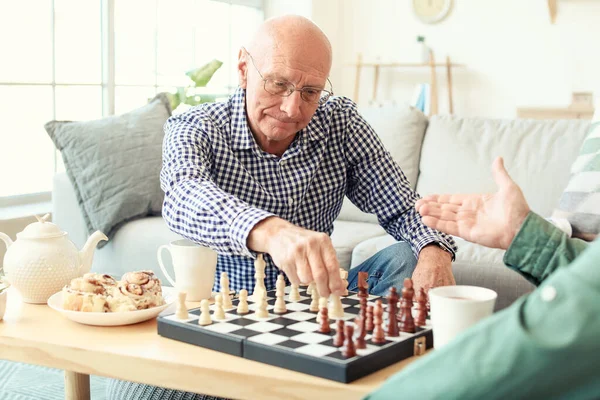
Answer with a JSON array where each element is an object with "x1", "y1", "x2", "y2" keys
[{"x1": 246, "y1": 15, "x2": 332, "y2": 76}]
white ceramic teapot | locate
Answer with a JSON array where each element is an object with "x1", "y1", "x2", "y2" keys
[{"x1": 0, "y1": 214, "x2": 108, "y2": 304}]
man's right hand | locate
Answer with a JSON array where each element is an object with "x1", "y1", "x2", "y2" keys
[
  {"x1": 415, "y1": 157, "x2": 531, "y2": 250},
  {"x1": 247, "y1": 217, "x2": 345, "y2": 297}
]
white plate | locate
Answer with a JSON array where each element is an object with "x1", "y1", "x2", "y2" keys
[{"x1": 47, "y1": 287, "x2": 176, "y2": 326}]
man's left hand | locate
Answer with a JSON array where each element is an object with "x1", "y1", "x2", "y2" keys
[{"x1": 411, "y1": 244, "x2": 455, "y2": 292}]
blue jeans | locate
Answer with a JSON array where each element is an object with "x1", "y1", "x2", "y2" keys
[{"x1": 347, "y1": 241, "x2": 417, "y2": 297}]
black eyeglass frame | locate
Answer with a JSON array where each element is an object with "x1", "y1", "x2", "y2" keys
[{"x1": 243, "y1": 47, "x2": 334, "y2": 105}]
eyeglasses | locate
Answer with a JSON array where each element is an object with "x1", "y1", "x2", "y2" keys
[{"x1": 243, "y1": 48, "x2": 333, "y2": 105}]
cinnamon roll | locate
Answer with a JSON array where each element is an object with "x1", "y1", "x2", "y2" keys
[
  {"x1": 108, "y1": 280, "x2": 164, "y2": 311},
  {"x1": 62, "y1": 273, "x2": 117, "y2": 312},
  {"x1": 121, "y1": 270, "x2": 162, "y2": 296}
]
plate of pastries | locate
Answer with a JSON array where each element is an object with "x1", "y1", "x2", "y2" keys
[{"x1": 47, "y1": 270, "x2": 175, "y2": 326}]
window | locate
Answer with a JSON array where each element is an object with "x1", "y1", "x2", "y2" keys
[{"x1": 0, "y1": 0, "x2": 263, "y2": 202}]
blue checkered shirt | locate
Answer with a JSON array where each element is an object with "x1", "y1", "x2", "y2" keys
[{"x1": 160, "y1": 87, "x2": 457, "y2": 294}]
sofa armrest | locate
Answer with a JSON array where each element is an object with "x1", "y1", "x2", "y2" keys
[{"x1": 52, "y1": 172, "x2": 88, "y2": 249}]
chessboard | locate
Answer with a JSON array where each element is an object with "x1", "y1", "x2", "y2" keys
[{"x1": 157, "y1": 285, "x2": 433, "y2": 383}]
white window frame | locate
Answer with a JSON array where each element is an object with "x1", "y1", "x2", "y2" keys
[{"x1": 1, "y1": 0, "x2": 264, "y2": 209}]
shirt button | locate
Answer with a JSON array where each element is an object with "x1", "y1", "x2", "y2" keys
[
  {"x1": 541, "y1": 285, "x2": 557, "y2": 302},
  {"x1": 288, "y1": 197, "x2": 294, "y2": 205}
]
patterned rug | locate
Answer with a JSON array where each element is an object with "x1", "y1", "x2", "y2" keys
[{"x1": 0, "y1": 360, "x2": 107, "y2": 399}]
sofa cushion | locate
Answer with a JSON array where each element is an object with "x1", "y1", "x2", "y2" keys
[
  {"x1": 331, "y1": 220, "x2": 386, "y2": 270},
  {"x1": 416, "y1": 116, "x2": 591, "y2": 217},
  {"x1": 337, "y1": 104, "x2": 427, "y2": 223},
  {"x1": 45, "y1": 94, "x2": 171, "y2": 247},
  {"x1": 552, "y1": 102, "x2": 600, "y2": 240}
]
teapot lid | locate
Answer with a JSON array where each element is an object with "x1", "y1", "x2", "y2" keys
[{"x1": 17, "y1": 214, "x2": 66, "y2": 239}]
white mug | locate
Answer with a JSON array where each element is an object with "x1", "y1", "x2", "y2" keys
[
  {"x1": 157, "y1": 239, "x2": 217, "y2": 301},
  {"x1": 428, "y1": 285, "x2": 497, "y2": 349}
]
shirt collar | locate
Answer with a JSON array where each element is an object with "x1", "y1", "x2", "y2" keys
[{"x1": 230, "y1": 87, "x2": 329, "y2": 150}]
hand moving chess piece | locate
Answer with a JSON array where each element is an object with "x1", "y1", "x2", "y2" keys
[
  {"x1": 255, "y1": 291, "x2": 269, "y2": 318},
  {"x1": 274, "y1": 274, "x2": 287, "y2": 314},
  {"x1": 342, "y1": 325, "x2": 356, "y2": 358},
  {"x1": 371, "y1": 299, "x2": 386, "y2": 344},
  {"x1": 220, "y1": 272, "x2": 233, "y2": 309},
  {"x1": 289, "y1": 283, "x2": 300, "y2": 302},
  {"x1": 333, "y1": 320, "x2": 345, "y2": 347},
  {"x1": 198, "y1": 299, "x2": 212, "y2": 325},
  {"x1": 237, "y1": 289, "x2": 249, "y2": 315},
  {"x1": 252, "y1": 254, "x2": 267, "y2": 302},
  {"x1": 318, "y1": 297, "x2": 330, "y2": 333},
  {"x1": 398, "y1": 278, "x2": 416, "y2": 333},
  {"x1": 386, "y1": 287, "x2": 400, "y2": 337},
  {"x1": 176, "y1": 291, "x2": 189, "y2": 320},
  {"x1": 214, "y1": 293, "x2": 226, "y2": 320},
  {"x1": 415, "y1": 287, "x2": 428, "y2": 326}
]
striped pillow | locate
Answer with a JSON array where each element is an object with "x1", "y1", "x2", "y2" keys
[{"x1": 552, "y1": 104, "x2": 600, "y2": 241}]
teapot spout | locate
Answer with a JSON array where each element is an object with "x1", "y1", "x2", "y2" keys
[
  {"x1": 79, "y1": 231, "x2": 108, "y2": 275},
  {"x1": 0, "y1": 232, "x2": 13, "y2": 249}
]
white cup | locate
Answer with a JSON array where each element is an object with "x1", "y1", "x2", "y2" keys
[
  {"x1": 157, "y1": 239, "x2": 217, "y2": 302},
  {"x1": 428, "y1": 285, "x2": 497, "y2": 349}
]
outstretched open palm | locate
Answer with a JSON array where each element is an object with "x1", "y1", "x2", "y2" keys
[{"x1": 415, "y1": 157, "x2": 531, "y2": 250}]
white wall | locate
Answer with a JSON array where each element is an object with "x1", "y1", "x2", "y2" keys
[{"x1": 268, "y1": 0, "x2": 600, "y2": 118}]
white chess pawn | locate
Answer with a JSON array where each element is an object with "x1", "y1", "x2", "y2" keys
[
  {"x1": 274, "y1": 275, "x2": 287, "y2": 314},
  {"x1": 309, "y1": 286, "x2": 320, "y2": 312},
  {"x1": 220, "y1": 272, "x2": 233, "y2": 310},
  {"x1": 328, "y1": 294, "x2": 344, "y2": 319},
  {"x1": 316, "y1": 296, "x2": 328, "y2": 323},
  {"x1": 214, "y1": 294, "x2": 226, "y2": 320},
  {"x1": 289, "y1": 283, "x2": 300, "y2": 302},
  {"x1": 198, "y1": 299, "x2": 212, "y2": 325},
  {"x1": 237, "y1": 289, "x2": 249, "y2": 315},
  {"x1": 255, "y1": 291, "x2": 269, "y2": 318},
  {"x1": 176, "y1": 291, "x2": 189, "y2": 320},
  {"x1": 306, "y1": 281, "x2": 315, "y2": 296}
]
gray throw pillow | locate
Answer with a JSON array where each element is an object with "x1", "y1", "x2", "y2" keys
[{"x1": 45, "y1": 93, "x2": 172, "y2": 247}]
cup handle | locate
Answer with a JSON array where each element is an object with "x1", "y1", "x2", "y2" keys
[{"x1": 157, "y1": 245, "x2": 176, "y2": 287}]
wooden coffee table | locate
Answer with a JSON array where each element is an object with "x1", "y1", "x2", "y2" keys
[{"x1": 0, "y1": 289, "x2": 424, "y2": 400}]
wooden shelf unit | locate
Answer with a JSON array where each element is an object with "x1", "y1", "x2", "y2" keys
[{"x1": 350, "y1": 51, "x2": 465, "y2": 116}]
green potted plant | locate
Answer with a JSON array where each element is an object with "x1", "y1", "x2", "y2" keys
[{"x1": 165, "y1": 59, "x2": 224, "y2": 111}]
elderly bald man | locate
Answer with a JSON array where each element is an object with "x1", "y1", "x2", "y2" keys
[{"x1": 107, "y1": 15, "x2": 457, "y2": 399}]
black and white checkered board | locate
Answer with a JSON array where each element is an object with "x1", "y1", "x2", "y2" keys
[{"x1": 157, "y1": 286, "x2": 433, "y2": 383}]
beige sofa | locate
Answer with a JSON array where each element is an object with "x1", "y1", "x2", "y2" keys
[{"x1": 53, "y1": 104, "x2": 591, "y2": 310}]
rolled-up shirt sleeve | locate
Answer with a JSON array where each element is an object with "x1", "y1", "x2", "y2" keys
[{"x1": 160, "y1": 114, "x2": 274, "y2": 257}]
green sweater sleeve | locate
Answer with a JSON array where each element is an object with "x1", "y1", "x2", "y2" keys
[
  {"x1": 365, "y1": 216, "x2": 600, "y2": 400},
  {"x1": 503, "y1": 212, "x2": 589, "y2": 286}
]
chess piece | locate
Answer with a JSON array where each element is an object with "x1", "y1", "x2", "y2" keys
[
  {"x1": 176, "y1": 291, "x2": 189, "y2": 320},
  {"x1": 198, "y1": 299, "x2": 212, "y2": 325},
  {"x1": 328, "y1": 294, "x2": 344, "y2": 319},
  {"x1": 386, "y1": 287, "x2": 400, "y2": 337},
  {"x1": 342, "y1": 325, "x2": 356, "y2": 358},
  {"x1": 415, "y1": 287, "x2": 428, "y2": 326},
  {"x1": 306, "y1": 281, "x2": 315, "y2": 296},
  {"x1": 220, "y1": 272, "x2": 233, "y2": 309},
  {"x1": 237, "y1": 289, "x2": 249, "y2": 315},
  {"x1": 255, "y1": 291, "x2": 269, "y2": 318},
  {"x1": 366, "y1": 305, "x2": 374, "y2": 332},
  {"x1": 358, "y1": 271, "x2": 369, "y2": 298},
  {"x1": 316, "y1": 297, "x2": 327, "y2": 323},
  {"x1": 309, "y1": 285, "x2": 320, "y2": 312},
  {"x1": 333, "y1": 320, "x2": 345, "y2": 347},
  {"x1": 371, "y1": 299, "x2": 386, "y2": 344},
  {"x1": 398, "y1": 279, "x2": 416, "y2": 333},
  {"x1": 274, "y1": 274, "x2": 287, "y2": 314},
  {"x1": 289, "y1": 283, "x2": 300, "y2": 302},
  {"x1": 318, "y1": 298, "x2": 331, "y2": 333},
  {"x1": 252, "y1": 254, "x2": 267, "y2": 302},
  {"x1": 214, "y1": 294, "x2": 226, "y2": 320},
  {"x1": 359, "y1": 296, "x2": 367, "y2": 319},
  {"x1": 354, "y1": 316, "x2": 366, "y2": 349},
  {"x1": 340, "y1": 269, "x2": 349, "y2": 296}
]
